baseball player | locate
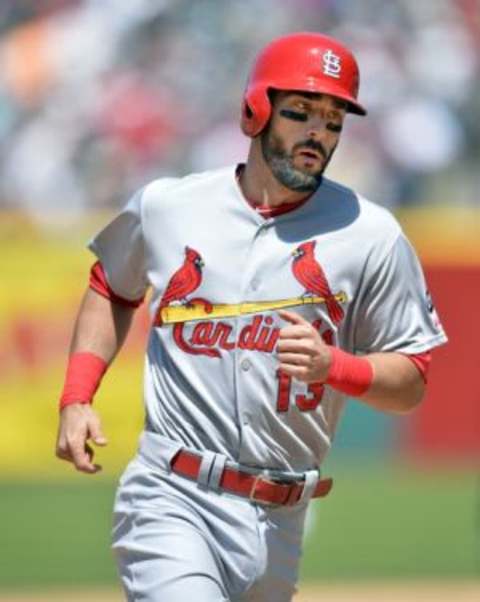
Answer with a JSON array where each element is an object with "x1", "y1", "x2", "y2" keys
[{"x1": 55, "y1": 32, "x2": 447, "y2": 601}]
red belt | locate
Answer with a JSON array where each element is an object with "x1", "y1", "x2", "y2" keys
[{"x1": 170, "y1": 450, "x2": 333, "y2": 506}]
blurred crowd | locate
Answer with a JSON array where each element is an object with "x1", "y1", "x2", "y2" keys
[{"x1": 0, "y1": 0, "x2": 479, "y2": 219}]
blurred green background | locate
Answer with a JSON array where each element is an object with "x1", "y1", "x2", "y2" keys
[{"x1": 1, "y1": 0, "x2": 480, "y2": 598}]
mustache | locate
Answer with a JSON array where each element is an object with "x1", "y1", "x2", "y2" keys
[{"x1": 292, "y1": 139, "x2": 327, "y2": 159}]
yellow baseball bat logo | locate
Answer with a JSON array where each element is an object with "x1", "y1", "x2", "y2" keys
[{"x1": 159, "y1": 292, "x2": 347, "y2": 325}]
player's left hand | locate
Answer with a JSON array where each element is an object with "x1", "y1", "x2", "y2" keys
[{"x1": 277, "y1": 309, "x2": 332, "y2": 383}]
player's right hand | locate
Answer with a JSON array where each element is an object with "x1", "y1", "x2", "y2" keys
[{"x1": 55, "y1": 403, "x2": 108, "y2": 474}]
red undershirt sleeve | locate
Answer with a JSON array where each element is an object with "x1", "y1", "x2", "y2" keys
[
  {"x1": 89, "y1": 261, "x2": 145, "y2": 308},
  {"x1": 402, "y1": 351, "x2": 431, "y2": 383}
]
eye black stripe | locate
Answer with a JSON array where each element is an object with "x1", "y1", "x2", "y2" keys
[
  {"x1": 327, "y1": 123, "x2": 343, "y2": 133},
  {"x1": 279, "y1": 109, "x2": 308, "y2": 122}
]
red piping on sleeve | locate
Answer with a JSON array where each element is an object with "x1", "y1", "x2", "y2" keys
[
  {"x1": 402, "y1": 351, "x2": 431, "y2": 383},
  {"x1": 89, "y1": 261, "x2": 144, "y2": 308}
]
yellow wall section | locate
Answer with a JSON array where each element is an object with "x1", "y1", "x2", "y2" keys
[{"x1": 397, "y1": 206, "x2": 480, "y2": 265}]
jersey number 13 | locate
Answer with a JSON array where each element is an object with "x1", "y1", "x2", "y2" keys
[
  {"x1": 274, "y1": 319, "x2": 332, "y2": 412},
  {"x1": 275, "y1": 370, "x2": 325, "y2": 412}
]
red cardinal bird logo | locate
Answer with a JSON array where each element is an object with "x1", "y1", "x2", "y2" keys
[
  {"x1": 154, "y1": 246, "x2": 204, "y2": 325},
  {"x1": 291, "y1": 240, "x2": 344, "y2": 325}
]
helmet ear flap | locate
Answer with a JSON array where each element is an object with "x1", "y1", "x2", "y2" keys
[
  {"x1": 240, "y1": 87, "x2": 272, "y2": 138},
  {"x1": 240, "y1": 100, "x2": 257, "y2": 137}
]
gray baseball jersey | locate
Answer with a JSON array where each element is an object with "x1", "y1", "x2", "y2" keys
[{"x1": 89, "y1": 164, "x2": 446, "y2": 472}]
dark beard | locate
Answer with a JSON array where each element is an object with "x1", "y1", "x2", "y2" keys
[{"x1": 261, "y1": 130, "x2": 332, "y2": 192}]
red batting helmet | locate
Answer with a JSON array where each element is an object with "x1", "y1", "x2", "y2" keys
[{"x1": 241, "y1": 32, "x2": 367, "y2": 137}]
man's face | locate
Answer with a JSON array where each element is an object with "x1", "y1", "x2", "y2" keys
[{"x1": 261, "y1": 91, "x2": 347, "y2": 192}]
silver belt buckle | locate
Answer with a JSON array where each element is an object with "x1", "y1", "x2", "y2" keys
[
  {"x1": 248, "y1": 470, "x2": 303, "y2": 506},
  {"x1": 248, "y1": 473, "x2": 278, "y2": 505}
]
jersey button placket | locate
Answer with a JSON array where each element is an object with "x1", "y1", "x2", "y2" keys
[
  {"x1": 249, "y1": 278, "x2": 260, "y2": 292},
  {"x1": 246, "y1": 221, "x2": 270, "y2": 295},
  {"x1": 241, "y1": 358, "x2": 251, "y2": 371},
  {"x1": 239, "y1": 359, "x2": 252, "y2": 434},
  {"x1": 235, "y1": 221, "x2": 271, "y2": 461},
  {"x1": 258, "y1": 219, "x2": 272, "y2": 237},
  {"x1": 242, "y1": 412, "x2": 251, "y2": 426}
]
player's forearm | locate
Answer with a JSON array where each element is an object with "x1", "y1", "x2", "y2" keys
[
  {"x1": 70, "y1": 287, "x2": 135, "y2": 363},
  {"x1": 358, "y1": 352, "x2": 425, "y2": 414}
]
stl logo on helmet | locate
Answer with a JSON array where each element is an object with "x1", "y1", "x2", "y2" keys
[{"x1": 322, "y1": 49, "x2": 342, "y2": 79}]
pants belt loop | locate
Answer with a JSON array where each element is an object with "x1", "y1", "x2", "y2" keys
[
  {"x1": 299, "y1": 469, "x2": 319, "y2": 504},
  {"x1": 197, "y1": 450, "x2": 216, "y2": 488},
  {"x1": 208, "y1": 454, "x2": 227, "y2": 491}
]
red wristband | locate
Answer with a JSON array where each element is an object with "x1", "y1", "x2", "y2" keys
[
  {"x1": 326, "y1": 347, "x2": 373, "y2": 397},
  {"x1": 59, "y1": 352, "x2": 108, "y2": 410}
]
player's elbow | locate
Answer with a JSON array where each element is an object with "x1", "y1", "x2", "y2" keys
[{"x1": 394, "y1": 379, "x2": 425, "y2": 414}]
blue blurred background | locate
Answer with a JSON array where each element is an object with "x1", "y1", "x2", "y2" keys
[{"x1": 0, "y1": 0, "x2": 479, "y2": 599}]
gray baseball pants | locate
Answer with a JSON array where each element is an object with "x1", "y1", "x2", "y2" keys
[{"x1": 112, "y1": 431, "x2": 318, "y2": 601}]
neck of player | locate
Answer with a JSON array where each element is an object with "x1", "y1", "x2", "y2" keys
[{"x1": 239, "y1": 140, "x2": 313, "y2": 208}]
